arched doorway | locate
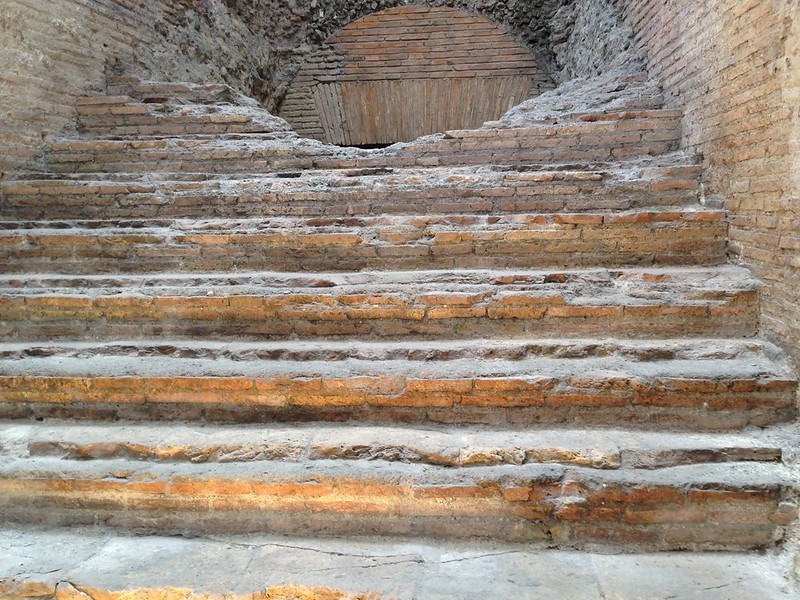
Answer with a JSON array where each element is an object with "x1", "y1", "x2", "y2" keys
[{"x1": 280, "y1": 4, "x2": 551, "y2": 146}]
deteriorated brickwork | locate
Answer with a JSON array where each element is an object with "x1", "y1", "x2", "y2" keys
[
  {"x1": 0, "y1": 0, "x2": 154, "y2": 176},
  {"x1": 622, "y1": 0, "x2": 800, "y2": 362},
  {"x1": 0, "y1": 0, "x2": 275, "y2": 176}
]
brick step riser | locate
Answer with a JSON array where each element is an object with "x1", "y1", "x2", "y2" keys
[
  {"x1": 0, "y1": 182, "x2": 700, "y2": 220},
  {"x1": 74, "y1": 94, "x2": 291, "y2": 137},
  {"x1": 0, "y1": 474, "x2": 790, "y2": 550},
  {"x1": 0, "y1": 292, "x2": 760, "y2": 342},
  {"x1": 1, "y1": 375, "x2": 794, "y2": 430},
  {"x1": 0, "y1": 218, "x2": 728, "y2": 273}
]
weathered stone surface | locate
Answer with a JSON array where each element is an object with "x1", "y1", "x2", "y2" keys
[{"x1": 2, "y1": 527, "x2": 797, "y2": 599}]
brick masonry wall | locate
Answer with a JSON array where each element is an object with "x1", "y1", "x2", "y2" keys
[
  {"x1": 0, "y1": 0, "x2": 273, "y2": 178},
  {"x1": 621, "y1": 0, "x2": 800, "y2": 363},
  {"x1": 0, "y1": 0, "x2": 153, "y2": 176}
]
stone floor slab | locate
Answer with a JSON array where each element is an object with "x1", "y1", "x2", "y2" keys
[{"x1": 1, "y1": 527, "x2": 797, "y2": 599}]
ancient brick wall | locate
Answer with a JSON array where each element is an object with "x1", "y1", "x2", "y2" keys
[
  {"x1": 621, "y1": 0, "x2": 800, "y2": 361},
  {"x1": 0, "y1": 0, "x2": 273, "y2": 177},
  {"x1": 0, "y1": 0, "x2": 153, "y2": 176}
]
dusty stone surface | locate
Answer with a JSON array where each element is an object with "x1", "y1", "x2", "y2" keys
[
  {"x1": 493, "y1": 72, "x2": 664, "y2": 127},
  {"x1": 1, "y1": 526, "x2": 798, "y2": 599},
  {"x1": 549, "y1": 0, "x2": 642, "y2": 81},
  {"x1": 0, "y1": 421, "x2": 793, "y2": 469}
]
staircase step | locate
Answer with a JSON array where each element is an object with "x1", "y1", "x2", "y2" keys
[
  {"x1": 0, "y1": 210, "x2": 727, "y2": 274},
  {"x1": 0, "y1": 421, "x2": 789, "y2": 469},
  {"x1": 0, "y1": 267, "x2": 760, "y2": 342},
  {"x1": 0, "y1": 452, "x2": 793, "y2": 549},
  {"x1": 2, "y1": 526, "x2": 796, "y2": 599},
  {"x1": 0, "y1": 339, "x2": 794, "y2": 428},
  {"x1": 1, "y1": 161, "x2": 701, "y2": 220},
  {"x1": 76, "y1": 97, "x2": 292, "y2": 136},
  {"x1": 42, "y1": 109, "x2": 682, "y2": 174}
]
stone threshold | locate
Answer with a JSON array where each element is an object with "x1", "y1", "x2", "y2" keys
[{"x1": 0, "y1": 526, "x2": 796, "y2": 599}]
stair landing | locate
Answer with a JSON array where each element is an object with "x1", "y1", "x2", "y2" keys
[{"x1": 1, "y1": 526, "x2": 796, "y2": 599}]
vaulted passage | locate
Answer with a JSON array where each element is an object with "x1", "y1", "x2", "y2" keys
[{"x1": 280, "y1": 5, "x2": 552, "y2": 146}]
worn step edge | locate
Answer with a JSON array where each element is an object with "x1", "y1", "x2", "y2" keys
[
  {"x1": 0, "y1": 267, "x2": 762, "y2": 341},
  {"x1": 3, "y1": 157, "x2": 703, "y2": 184},
  {"x1": 0, "y1": 421, "x2": 791, "y2": 470},
  {"x1": 0, "y1": 459, "x2": 794, "y2": 549},
  {"x1": 1, "y1": 448, "x2": 793, "y2": 486},
  {"x1": 1, "y1": 166, "x2": 700, "y2": 205},
  {"x1": 0, "y1": 209, "x2": 724, "y2": 233},
  {"x1": 0, "y1": 337, "x2": 786, "y2": 362},
  {"x1": 0, "y1": 265, "x2": 759, "y2": 292},
  {"x1": 0, "y1": 342, "x2": 790, "y2": 379},
  {"x1": 1, "y1": 160, "x2": 703, "y2": 219}
]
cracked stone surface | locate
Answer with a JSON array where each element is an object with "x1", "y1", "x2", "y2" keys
[{"x1": 1, "y1": 526, "x2": 797, "y2": 599}]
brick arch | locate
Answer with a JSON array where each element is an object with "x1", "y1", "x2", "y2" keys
[{"x1": 280, "y1": 4, "x2": 553, "y2": 146}]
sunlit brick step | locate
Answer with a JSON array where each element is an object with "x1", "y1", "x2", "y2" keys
[
  {"x1": 0, "y1": 267, "x2": 760, "y2": 342},
  {"x1": 0, "y1": 160, "x2": 701, "y2": 220},
  {"x1": 0, "y1": 210, "x2": 727, "y2": 274},
  {"x1": 42, "y1": 109, "x2": 682, "y2": 174},
  {"x1": 76, "y1": 96, "x2": 292, "y2": 137},
  {"x1": 0, "y1": 454, "x2": 794, "y2": 549},
  {"x1": 0, "y1": 339, "x2": 794, "y2": 428}
]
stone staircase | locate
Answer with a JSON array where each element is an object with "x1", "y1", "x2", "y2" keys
[{"x1": 0, "y1": 77, "x2": 798, "y2": 566}]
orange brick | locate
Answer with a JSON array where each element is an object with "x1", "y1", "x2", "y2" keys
[
  {"x1": 406, "y1": 379, "x2": 473, "y2": 393},
  {"x1": 547, "y1": 306, "x2": 624, "y2": 318},
  {"x1": 427, "y1": 306, "x2": 486, "y2": 319}
]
